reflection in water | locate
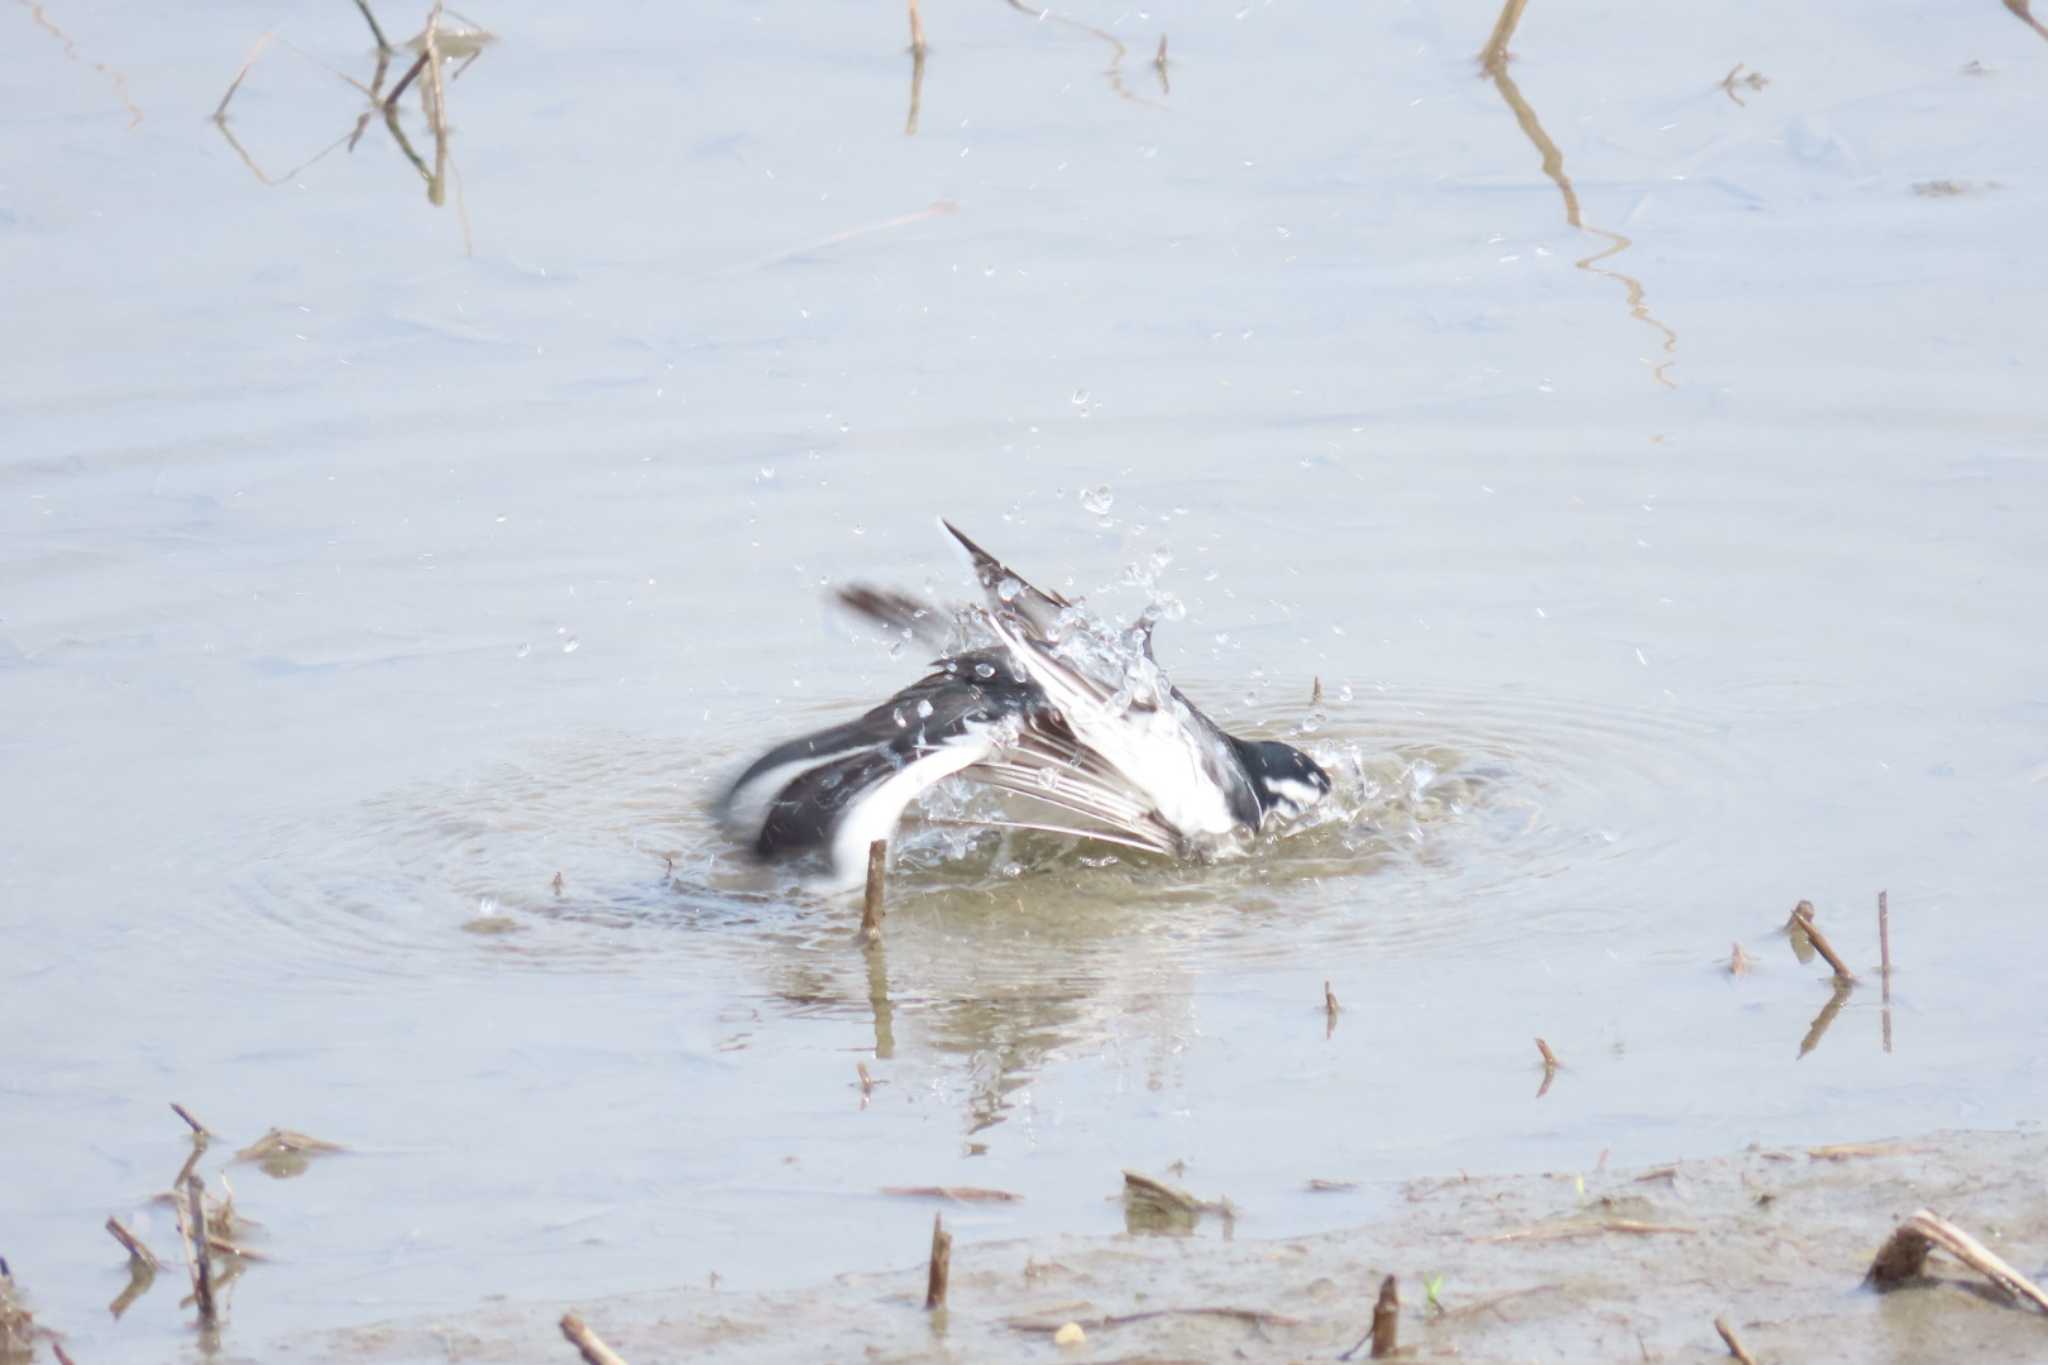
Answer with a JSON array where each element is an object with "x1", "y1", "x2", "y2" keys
[
  {"x1": 18, "y1": 0, "x2": 145, "y2": 128},
  {"x1": 1479, "y1": 0, "x2": 1678, "y2": 388},
  {"x1": 1797, "y1": 978, "x2": 1854, "y2": 1059},
  {"x1": 904, "y1": 0, "x2": 927, "y2": 135},
  {"x1": 2005, "y1": 0, "x2": 2048, "y2": 43},
  {"x1": 210, "y1": 1, "x2": 493, "y2": 251},
  {"x1": 999, "y1": 0, "x2": 1165, "y2": 112},
  {"x1": 1718, "y1": 63, "x2": 1770, "y2": 107}
]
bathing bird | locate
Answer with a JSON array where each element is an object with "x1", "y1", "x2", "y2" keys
[{"x1": 719, "y1": 521, "x2": 1332, "y2": 886}]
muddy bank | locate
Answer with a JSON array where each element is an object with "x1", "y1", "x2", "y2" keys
[{"x1": 318, "y1": 1127, "x2": 2048, "y2": 1363}]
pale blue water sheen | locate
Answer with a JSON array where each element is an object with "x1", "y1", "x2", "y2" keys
[{"x1": 2, "y1": 0, "x2": 2044, "y2": 1358}]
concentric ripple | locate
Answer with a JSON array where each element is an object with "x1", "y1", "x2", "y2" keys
[{"x1": 209, "y1": 679, "x2": 1752, "y2": 999}]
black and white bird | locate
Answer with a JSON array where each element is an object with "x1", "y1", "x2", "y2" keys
[{"x1": 719, "y1": 521, "x2": 1333, "y2": 888}]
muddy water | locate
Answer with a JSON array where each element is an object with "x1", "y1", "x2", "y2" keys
[{"x1": 4, "y1": 0, "x2": 2045, "y2": 1359}]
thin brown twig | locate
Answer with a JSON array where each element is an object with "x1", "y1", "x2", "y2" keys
[
  {"x1": 1729, "y1": 941, "x2": 1751, "y2": 975},
  {"x1": 1791, "y1": 901, "x2": 1856, "y2": 982},
  {"x1": 1714, "y1": 1316, "x2": 1759, "y2": 1364},
  {"x1": 1878, "y1": 890, "x2": 1892, "y2": 994},
  {"x1": 106, "y1": 1217, "x2": 161, "y2": 1272},
  {"x1": 560, "y1": 1312, "x2": 630, "y2": 1365},
  {"x1": 906, "y1": 0, "x2": 927, "y2": 56}
]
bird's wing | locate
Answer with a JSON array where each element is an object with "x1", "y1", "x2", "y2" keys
[
  {"x1": 941, "y1": 519, "x2": 1074, "y2": 635},
  {"x1": 963, "y1": 709, "x2": 1182, "y2": 854}
]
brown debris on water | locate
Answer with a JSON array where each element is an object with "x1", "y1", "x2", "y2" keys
[
  {"x1": 1728, "y1": 941, "x2": 1751, "y2": 975},
  {"x1": 1718, "y1": 63, "x2": 1770, "y2": 106},
  {"x1": 236, "y1": 1127, "x2": 345, "y2": 1179},
  {"x1": 560, "y1": 1311, "x2": 631, "y2": 1365},
  {"x1": 1010, "y1": 1305, "x2": 1299, "y2": 1335},
  {"x1": 1715, "y1": 1315, "x2": 1760, "y2": 1363},
  {"x1": 883, "y1": 1185, "x2": 1022, "y2": 1203},
  {"x1": 0, "y1": 1258, "x2": 36, "y2": 1358},
  {"x1": 1867, "y1": 1208, "x2": 2048, "y2": 1313},
  {"x1": 1790, "y1": 901, "x2": 1856, "y2": 983},
  {"x1": 925, "y1": 1212, "x2": 952, "y2": 1311},
  {"x1": 1122, "y1": 1169, "x2": 1233, "y2": 1233},
  {"x1": 1534, "y1": 1037, "x2": 1560, "y2": 1098},
  {"x1": 1308, "y1": 1178, "x2": 1359, "y2": 1193},
  {"x1": 1482, "y1": 1217, "x2": 1695, "y2": 1244},
  {"x1": 1324, "y1": 979, "x2": 1340, "y2": 1036}
]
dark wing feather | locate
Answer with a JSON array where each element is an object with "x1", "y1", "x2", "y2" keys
[{"x1": 943, "y1": 519, "x2": 1074, "y2": 635}]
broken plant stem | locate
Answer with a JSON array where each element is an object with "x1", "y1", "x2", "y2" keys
[
  {"x1": 1715, "y1": 1316, "x2": 1759, "y2": 1364},
  {"x1": 925, "y1": 1211, "x2": 952, "y2": 1310},
  {"x1": 1791, "y1": 901, "x2": 1856, "y2": 983},
  {"x1": 560, "y1": 1311, "x2": 630, "y2": 1365},
  {"x1": 861, "y1": 839, "x2": 887, "y2": 942}
]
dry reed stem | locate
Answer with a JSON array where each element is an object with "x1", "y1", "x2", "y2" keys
[
  {"x1": 1878, "y1": 890, "x2": 1892, "y2": 994},
  {"x1": 1370, "y1": 1274, "x2": 1400, "y2": 1357},
  {"x1": 1867, "y1": 1208, "x2": 2048, "y2": 1312},
  {"x1": 171, "y1": 1103, "x2": 211, "y2": 1138},
  {"x1": 925, "y1": 1212, "x2": 952, "y2": 1310},
  {"x1": 106, "y1": 1217, "x2": 160, "y2": 1272},
  {"x1": 1479, "y1": 0, "x2": 1529, "y2": 74},
  {"x1": 183, "y1": 1175, "x2": 217, "y2": 1324},
  {"x1": 1790, "y1": 902, "x2": 1856, "y2": 983},
  {"x1": 1535, "y1": 1038, "x2": 1560, "y2": 1069},
  {"x1": 1714, "y1": 1316, "x2": 1759, "y2": 1363},
  {"x1": 906, "y1": 0, "x2": 927, "y2": 55},
  {"x1": 1729, "y1": 941, "x2": 1751, "y2": 975},
  {"x1": 861, "y1": 839, "x2": 887, "y2": 942},
  {"x1": 560, "y1": 1312, "x2": 630, "y2": 1365}
]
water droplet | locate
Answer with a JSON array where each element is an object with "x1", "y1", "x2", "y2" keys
[
  {"x1": 516, "y1": 643, "x2": 532, "y2": 659},
  {"x1": 1080, "y1": 485, "x2": 1114, "y2": 515},
  {"x1": 998, "y1": 575, "x2": 1022, "y2": 602},
  {"x1": 562, "y1": 637, "x2": 580, "y2": 654},
  {"x1": 974, "y1": 661, "x2": 995, "y2": 679},
  {"x1": 893, "y1": 707, "x2": 908, "y2": 728},
  {"x1": 1036, "y1": 769, "x2": 1060, "y2": 791},
  {"x1": 1001, "y1": 862, "x2": 1024, "y2": 879},
  {"x1": 916, "y1": 699, "x2": 935, "y2": 718}
]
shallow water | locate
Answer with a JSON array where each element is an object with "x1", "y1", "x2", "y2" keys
[{"x1": 3, "y1": 0, "x2": 2045, "y2": 1358}]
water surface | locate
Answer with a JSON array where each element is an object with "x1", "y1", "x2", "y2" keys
[{"x1": 3, "y1": 0, "x2": 2045, "y2": 1358}]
